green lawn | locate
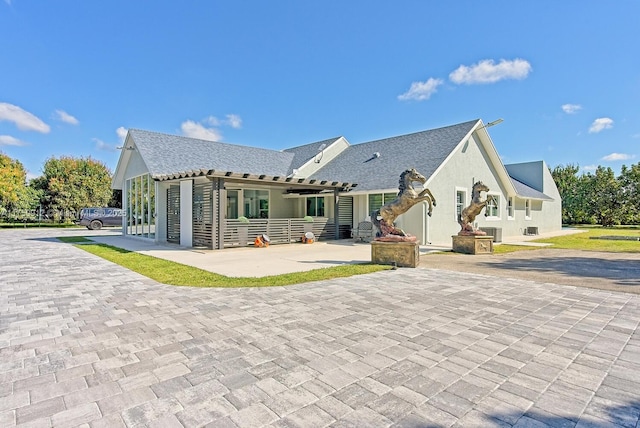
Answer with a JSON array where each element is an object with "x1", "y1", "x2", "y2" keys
[
  {"x1": 533, "y1": 227, "x2": 640, "y2": 253},
  {"x1": 72, "y1": 242, "x2": 391, "y2": 288}
]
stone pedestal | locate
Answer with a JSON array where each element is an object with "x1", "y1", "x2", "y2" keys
[
  {"x1": 452, "y1": 235, "x2": 494, "y2": 254},
  {"x1": 371, "y1": 240, "x2": 419, "y2": 268}
]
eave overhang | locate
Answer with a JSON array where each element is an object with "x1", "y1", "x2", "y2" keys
[{"x1": 151, "y1": 168, "x2": 356, "y2": 192}]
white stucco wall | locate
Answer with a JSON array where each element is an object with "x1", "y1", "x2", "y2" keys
[
  {"x1": 270, "y1": 190, "x2": 296, "y2": 218},
  {"x1": 122, "y1": 149, "x2": 149, "y2": 179}
]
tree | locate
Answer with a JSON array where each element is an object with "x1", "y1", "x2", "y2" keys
[
  {"x1": 34, "y1": 156, "x2": 113, "y2": 222},
  {"x1": 0, "y1": 153, "x2": 34, "y2": 219},
  {"x1": 583, "y1": 166, "x2": 623, "y2": 227},
  {"x1": 619, "y1": 162, "x2": 640, "y2": 224},
  {"x1": 550, "y1": 164, "x2": 590, "y2": 224}
]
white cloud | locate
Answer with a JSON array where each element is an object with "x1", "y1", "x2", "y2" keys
[
  {"x1": 583, "y1": 165, "x2": 597, "y2": 172},
  {"x1": 602, "y1": 153, "x2": 633, "y2": 161},
  {"x1": 589, "y1": 117, "x2": 614, "y2": 133},
  {"x1": 0, "y1": 135, "x2": 27, "y2": 146},
  {"x1": 225, "y1": 114, "x2": 242, "y2": 129},
  {"x1": 54, "y1": 109, "x2": 79, "y2": 125},
  {"x1": 561, "y1": 104, "x2": 582, "y2": 114},
  {"x1": 181, "y1": 120, "x2": 222, "y2": 141},
  {"x1": 398, "y1": 78, "x2": 444, "y2": 101},
  {"x1": 93, "y1": 138, "x2": 118, "y2": 152},
  {"x1": 0, "y1": 102, "x2": 50, "y2": 133},
  {"x1": 205, "y1": 114, "x2": 243, "y2": 129},
  {"x1": 449, "y1": 58, "x2": 532, "y2": 85},
  {"x1": 116, "y1": 127, "x2": 128, "y2": 143}
]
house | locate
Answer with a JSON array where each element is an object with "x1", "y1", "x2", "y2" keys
[{"x1": 111, "y1": 119, "x2": 561, "y2": 248}]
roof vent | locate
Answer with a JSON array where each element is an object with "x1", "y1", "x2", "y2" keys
[
  {"x1": 314, "y1": 144, "x2": 326, "y2": 164},
  {"x1": 373, "y1": 152, "x2": 381, "y2": 158}
]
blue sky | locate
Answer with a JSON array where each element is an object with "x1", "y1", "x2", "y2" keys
[{"x1": 1, "y1": 1, "x2": 638, "y2": 179}]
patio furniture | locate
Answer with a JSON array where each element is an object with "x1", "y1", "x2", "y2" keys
[{"x1": 352, "y1": 221, "x2": 374, "y2": 242}]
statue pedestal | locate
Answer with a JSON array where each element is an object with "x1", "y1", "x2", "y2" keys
[
  {"x1": 371, "y1": 240, "x2": 419, "y2": 268},
  {"x1": 452, "y1": 235, "x2": 494, "y2": 255}
]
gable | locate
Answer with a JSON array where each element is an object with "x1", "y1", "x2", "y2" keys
[{"x1": 283, "y1": 137, "x2": 343, "y2": 175}]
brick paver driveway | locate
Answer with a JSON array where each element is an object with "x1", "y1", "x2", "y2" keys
[{"x1": 1, "y1": 229, "x2": 639, "y2": 427}]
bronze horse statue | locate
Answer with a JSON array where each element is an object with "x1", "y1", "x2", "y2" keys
[
  {"x1": 458, "y1": 181, "x2": 495, "y2": 235},
  {"x1": 372, "y1": 168, "x2": 436, "y2": 237}
]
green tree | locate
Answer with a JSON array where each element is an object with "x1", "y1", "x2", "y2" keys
[
  {"x1": 619, "y1": 162, "x2": 640, "y2": 224},
  {"x1": 0, "y1": 153, "x2": 32, "y2": 219},
  {"x1": 584, "y1": 166, "x2": 623, "y2": 227},
  {"x1": 550, "y1": 164, "x2": 590, "y2": 224},
  {"x1": 34, "y1": 156, "x2": 113, "y2": 222}
]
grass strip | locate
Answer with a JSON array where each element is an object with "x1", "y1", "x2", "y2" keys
[
  {"x1": 75, "y1": 243, "x2": 391, "y2": 287},
  {"x1": 57, "y1": 236, "x2": 92, "y2": 243}
]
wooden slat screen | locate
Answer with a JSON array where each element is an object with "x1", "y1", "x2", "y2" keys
[
  {"x1": 223, "y1": 218, "x2": 336, "y2": 247},
  {"x1": 192, "y1": 182, "x2": 213, "y2": 249},
  {"x1": 166, "y1": 185, "x2": 180, "y2": 244}
]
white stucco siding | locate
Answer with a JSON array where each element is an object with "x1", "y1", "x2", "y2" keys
[
  {"x1": 122, "y1": 149, "x2": 149, "y2": 180},
  {"x1": 269, "y1": 191, "x2": 293, "y2": 218},
  {"x1": 538, "y1": 166, "x2": 562, "y2": 232},
  {"x1": 423, "y1": 135, "x2": 507, "y2": 245},
  {"x1": 506, "y1": 161, "x2": 562, "y2": 235}
]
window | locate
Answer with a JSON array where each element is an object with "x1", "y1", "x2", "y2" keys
[
  {"x1": 456, "y1": 190, "x2": 466, "y2": 220},
  {"x1": 226, "y1": 190, "x2": 239, "y2": 219},
  {"x1": 486, "y1": 194, "x2": 500, "y2": 218},
  {"x1": 243, "y1": 189, "x2": 269, "y2": 218},
  {"x1": 125, "y1": 173, "x2": 155, "y2": 238},
  {"x1": 368, "y1": 192, "x2": 397, "y2": 215},
  {"x1": 507, "y1": 197, "x2": 514, "y2": 219},
  {"x1": 306, "y1": 196, "x2": 325, "y2": 217},
  {"x1": 525, "y1": 199, "x2": 531, "y2": 220}
]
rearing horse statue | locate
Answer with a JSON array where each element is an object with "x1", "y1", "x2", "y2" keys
[
  {"x1": 372, "y1": 168, "x2": 436, "y2": 237},
  {"x1": 458, "y1": 181, "x2": 495, "y2": 235}
]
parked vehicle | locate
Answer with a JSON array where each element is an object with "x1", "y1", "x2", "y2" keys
[{"x1": 78, "y1": 207, "x2": 124, "y2": 230}]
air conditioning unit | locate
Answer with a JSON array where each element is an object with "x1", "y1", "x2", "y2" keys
[{"x1": 479, "y1": 227, "x2": 502, "y2": 243}]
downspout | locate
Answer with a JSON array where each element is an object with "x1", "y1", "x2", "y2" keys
[{"x1": 422, "y1": 201, "x2": 430, "y2": 245}]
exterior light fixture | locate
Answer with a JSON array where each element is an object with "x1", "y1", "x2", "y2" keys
[{"x1": 484, "y1": 118, "x2": 504, "y2": 128}]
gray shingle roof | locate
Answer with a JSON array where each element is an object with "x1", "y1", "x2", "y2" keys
[
  {"x1": 307, "y1": 120, "x2": 479, "y2": 191},
  {"x1": 129, "y1": 129, "x2": 295, "y2": 178},
  {"x1": 283, "y1": 137, "x2": 342, "y2": 175},
  {"x1": 509, "y1": 176, "x2": 554, "y2": 200}
]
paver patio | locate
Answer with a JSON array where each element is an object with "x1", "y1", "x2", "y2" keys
[{"x1": 1, "y1": 229, "x2": 639, "y2": 427}]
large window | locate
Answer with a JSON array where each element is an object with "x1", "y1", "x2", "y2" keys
[
  {"x1": 306, "y1": 196, "x2": 325, "y2": 217},
  {"x1": 456, "y1": 190, "x2": 466, "y2": 220},
  {"x1": 486, "y1": 194, "x2": 500, "y2": 218},
  {"x1": 243, "y1": 189, "x2": 269, "y2": 219},
  {"x1": 226, "y1": 190, "x2": 239, "y2": 219},
  {"x1": 368, "y1": 192, "x2": 397, "y2": 215},
  {"x1": 125, "y1": 174, "x2": 155, "y2": 238}
]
